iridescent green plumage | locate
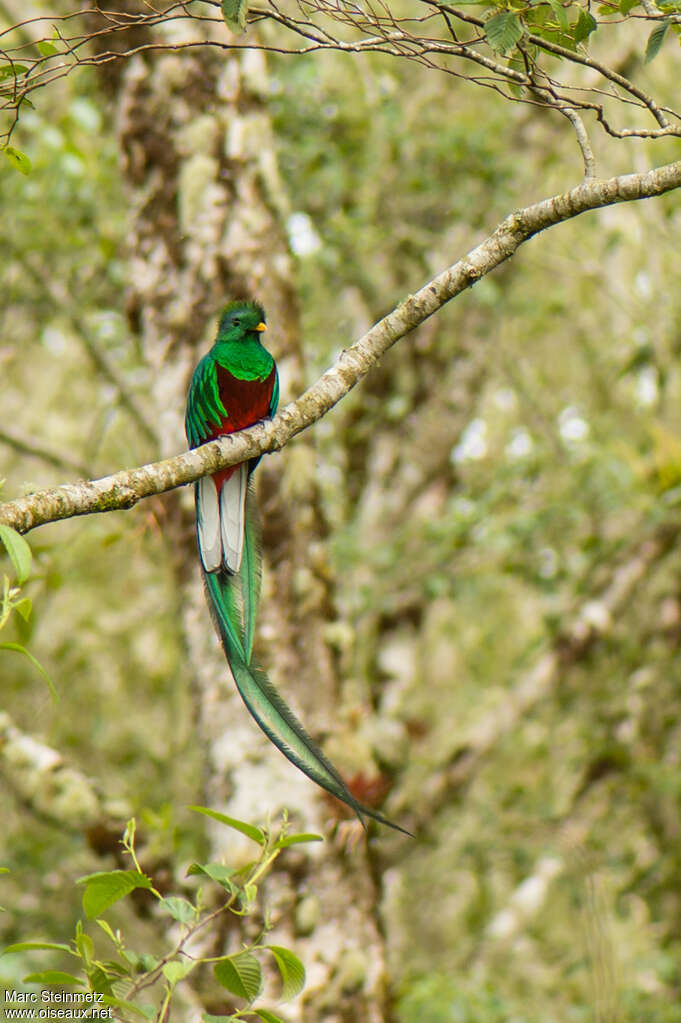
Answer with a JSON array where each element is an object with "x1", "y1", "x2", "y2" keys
[
  {"x1": 186, "y1": 301, "x2": 410, "y2": 836},
  {"x1": 186, "y1": 301, "x2": 278, "y2": 451}
]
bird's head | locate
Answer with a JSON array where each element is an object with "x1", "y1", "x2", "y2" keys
[{"x1": 217, "y1": 300, "x2": 267, "y2": 341}]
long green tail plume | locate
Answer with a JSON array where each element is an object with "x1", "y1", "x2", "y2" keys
[
  {"x1": 203, "y1": 556, "x2": 411, "y2": 836},
  {"x1": 240, "y1": 488, "x2": 261, "y2": 664}
]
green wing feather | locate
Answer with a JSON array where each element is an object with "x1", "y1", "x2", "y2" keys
[
  {"x1": 269, "y1": 371, "x2": 279, "y2": 419},
  {"x1": 185, "y1": 355, "x2": 227, "y2": 447}
]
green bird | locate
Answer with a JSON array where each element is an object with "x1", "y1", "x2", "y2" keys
[{"x1": 186, "y1": 300, "x2": 410, "y2": 836}]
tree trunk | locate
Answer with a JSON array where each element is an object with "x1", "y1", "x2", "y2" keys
[{"x1": 112, "y1": 30, "x2": 394, "y2": 1023}]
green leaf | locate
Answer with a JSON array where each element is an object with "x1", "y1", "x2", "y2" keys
[
  {"x1": 162, "y1": 959, "x2": 195, "y2": 985},
  {"x1": 188, "y1": 806, "x2": 265, "y2": 845},
  {"x1": 101, "y1": 995, "x2": 156, "y2": 1020},
  {"x1": 267, "y1": 945, "x2": 305, "y2": 1001},
  {"x1": 76, "y1": 869, "x2": 152, "y2": 919},
  {"x1": 161, "y1": 896, "x2": 197, "y2": 924},
  {"x1": 95, "y1": 920, "x2": 120, "y2": 946},
  {"x1": 619, "y1": 0, "x2": 639, "y2": 12},
  {"x1": 547, "y1": 0, "x2": 569, "y2": 31},
  {"x1": 23, "y1": 970, "x2": 85, "y2": 986},
  {"x1": 4, "y1": 146, "x2": 31, "y2": 175},
  {"x1": 137, "y1": 953, "x2": 160, "y2": 973},
  {"x1": 87, "y1": 963, "x2": 117, "y2": 995},
  {"x1": 645, "y1": 19, "x2": 669, "y2": 61},
  {"x1": 0, "y1": 524, "x2": 32, "y2": 583},
  {"x1": 0, "y1": 64, "x2": 27, "y2": 80},
  {"x1": 222, "y1": 0, "x2": 249, "y2": 34},
  {"x1": 97, "y1": 959, "x2": 129, "y2": 978},
  {"x1": 242, "y1": 883, "x2": 257, "y2": 904},
  {"x1": 1, "y1": 941, "x2": 74, "y2": 957},
  {"x1": 574, "y1": 9, "x2": 597, "y2": 43},
  {"x1": 122, "y1": 817, "x2": 136, "y2": 849},
  {"x1": 255, "y1": 1011, "x2": 286, "y2": 1023},
  {"x1": 214, "y1": 952, "x2": 263, "y2": 1002},
  {"x1": 13, "y1": 597, "x2": 32, "y2": 622},
  {"x1": 485, "y1": 12, "x2": 523, "y2": 53},
  {"x1": 202, "y1": 1015, "x2": 240, "y2": 1023},
  {"x1": 186, "y1": 862, "x2": 237, "y2": 890},
  {"x1": 506, "y1": 51, "x2": 526, "y2": 97},
  {"x1": 75, "y1": 926, "x2": 94, "y2": 966},
  {"x1": 37, "y1": 40, "x2": 58, "y2": 56},
  {"x1": 0, "y1": 643, "x2": 57, "y2": 699},
  {"x1": 272, "y1": 832, "x2": 324, "y2": 850}
]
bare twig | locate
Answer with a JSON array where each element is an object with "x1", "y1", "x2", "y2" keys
[
  {"x1": 519, "y1": 46, "x2": 597, "y2": 178},
  {"x1": 0, "y1": 424, "x2": 93, "y2": 477},
  {"x1": 560, "y1": 107, "x2": 597, "y2": 178},
  {"x1": 1, "y1": 1, "x2": 680, "y2": 145},
  {"x1": 78, "y1": 329, "x2": 160, "y2": 453},
  {"x1": 16, "y1": 259, "x2": 160, "y2": 454}
]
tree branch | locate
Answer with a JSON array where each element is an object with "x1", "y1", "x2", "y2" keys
[
  {"x1": 0, "y1": 709, "x2": 130, "y2": 833},
  {"x1": 410, "y1": 526, "x2": 677, "y2": 830},
  {"x1": 2, "y1": 160, "x2": 681, "y2": 535},
  {"x1": 0, "y1": 424, "x2": 93, "y2": 478},
  {"x1": 430, "y1": 2, "x2": 672, "y2": 130},
  {"x1": 2, "y1": 2, "x2": 681, "y2": 143},
  {"x1": 77, "y1": 326, "x2": 160, "y2": 454},
  {"x1": 560, "y1": 107, "x2": 597, "y2": 179},
  {"x1": 18, "y1": 258, "x2": 161, "y2": 455}
]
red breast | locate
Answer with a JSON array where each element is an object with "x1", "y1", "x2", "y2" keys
[{"x1": 209, "y1": 364, "x2": 277, "y2": 490}]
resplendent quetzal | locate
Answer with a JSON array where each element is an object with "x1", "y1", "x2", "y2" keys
[{"x1": 185, "y1": 300, "x2": 410, "y2": 835}]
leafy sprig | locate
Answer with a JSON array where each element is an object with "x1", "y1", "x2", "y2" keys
[
  {"x1": 1, "y1": 812, "x2": 319, "y2": 1023},
  {"x1": 0, "y1": 522, "x2": 55, "y2": 696}
]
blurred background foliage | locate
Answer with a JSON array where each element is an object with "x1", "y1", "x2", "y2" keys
[{"x1": 3, "y1": 2, "x2": 681, "y2": 1019}]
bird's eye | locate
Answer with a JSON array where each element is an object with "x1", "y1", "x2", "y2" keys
[{"x1": 233, "y1": 317, "x2": 240, "y2": 325}]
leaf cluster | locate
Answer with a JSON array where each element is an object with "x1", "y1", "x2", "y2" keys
[
  {"x1": 0, "y1": 524, "x2": 54, "y2": 696},
  {"x1": 1, "y1": 813, "x2": 319, "y2": 1023}
]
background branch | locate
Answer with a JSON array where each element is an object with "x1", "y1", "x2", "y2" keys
[
  {"x1": 2, "y1": 159, "x2": 681, "y2": 535},
  {"x1": 0, "y1": 710, "x2": 130, "y2": 835},
  {"x1": 0, "y1": 424, "x2": 93, "y2": 477},
  {"x1": 2, "y1": 1, "x2": 681, "y2": 148},
  {"x1": 411, "y1": 526, "x2": 677, "y2": 826}
]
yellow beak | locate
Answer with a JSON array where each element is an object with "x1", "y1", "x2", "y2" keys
[{"x1": 255, "y1": 322, "x2": 267, "y2": 332}]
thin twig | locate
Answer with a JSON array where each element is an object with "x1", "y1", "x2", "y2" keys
[
  {"x1": 1, "y1": 1, "x2": 681, "y2": 144},
  {"x1": 0, "y1": 424, "x2": 93, "y2": 477},
  {"x1": 18, "y1": 259, "x2": 160, "y2": 454},
  {"x1": 78, "y1": 330, "x2": 160, "y2": 453},
  {"x1": 561, "y1": 108, "x2": 596, "y2": 178}
]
